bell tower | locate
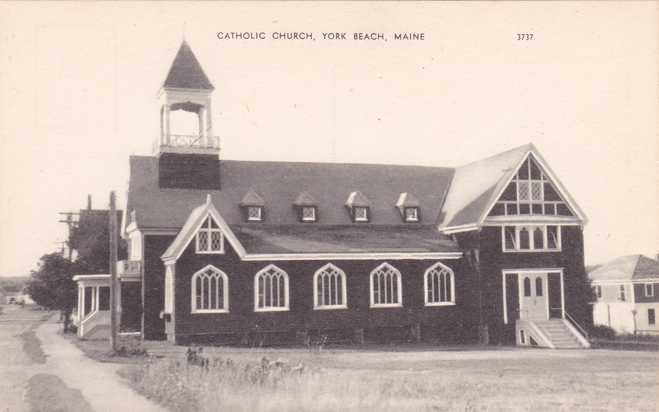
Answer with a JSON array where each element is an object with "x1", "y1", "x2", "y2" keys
[{"x1": 156, "y1": 40, "x2": 221, "y2": 190}]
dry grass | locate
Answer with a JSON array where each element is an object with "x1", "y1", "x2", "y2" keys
[{"x1": 118, "y1": 346, "x2": 657, "y2": 412}]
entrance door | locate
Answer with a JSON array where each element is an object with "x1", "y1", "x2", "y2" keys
[{"x1": 519, "y1": 273, "x2": 548, "y2": 321}]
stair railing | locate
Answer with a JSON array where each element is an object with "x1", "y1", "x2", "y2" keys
[{"x1": 564, "y1": 311, "x2": 590, "y2": 341}]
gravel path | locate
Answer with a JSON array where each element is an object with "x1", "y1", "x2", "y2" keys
[{"x1": 0, "y1": 305, "x2": 163, "y2": 412}]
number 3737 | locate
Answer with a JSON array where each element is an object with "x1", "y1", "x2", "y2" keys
[{"x1": 517, "y1": 33, "x2": 534, "y2": 40}]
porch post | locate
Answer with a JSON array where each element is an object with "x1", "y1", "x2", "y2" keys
[
  {"x1": 80, "y1": 285, "x2": 85, "y2": 319},
  {"x1": 560, "y1": 271, "x2": 565, "y2": 319},
  {"x1": 77, "y1": 285, "x2": 83, "y2": 321}
]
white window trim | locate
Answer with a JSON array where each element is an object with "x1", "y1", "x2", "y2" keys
[
  {"x1": 404, "y1": 207, "x2": 419, "y2": 222},
  {"x1": 424, "y1": 262, "x2": 456, "y2": 306},
  {"x1": 190, "y1": 265, "x2": 229, "y2": 314},
  {"x1": 369, "y1": 262, "x2": 403, "y2": 308},
  {"x1": 595, "y1": 285, "x2": 602, "y2": 299},
  {"x1": 301, "y1": 206, "x2": 317, "y2": 222},
  {"x1": 501, "y1": 225, "x2": 562, "y2": 253},
  {"x1": 195, "y1": 215, "x2": 225, "y2": 254},
  {"x1": 644, "y1": 283, "x2": 654, "y2": 297},
  {"x1": 353, "y1": 206, "x2": 369, "y2": 222},
  {"x1": 254, "y1": 264, "x2": 290, "y2": 312},
  {"x1": 618, "y1": 284, "x2": 626, "y2": 301},
  {"x1": 247, "y1": 206, "x2": 263, "y2": 222},
  {"x1": 313, "y1": 263, "x2": 348, "y2": 310}
]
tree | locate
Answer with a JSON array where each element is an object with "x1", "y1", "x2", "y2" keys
[{"x1": 26, "y1": 253, "x2": 78, "y2": 330}]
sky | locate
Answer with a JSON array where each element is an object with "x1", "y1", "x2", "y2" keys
[{"x1": 0, "y1": 1, "x2": 656, "y2": 276}]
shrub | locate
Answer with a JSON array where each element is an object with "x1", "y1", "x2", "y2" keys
[{"x1": 589, "y1": 325, "x2": 616, "y2": 340}]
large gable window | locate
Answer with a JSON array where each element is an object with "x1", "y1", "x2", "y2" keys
[
  {"x1": 196, "y1": 215, "x2": 224, "y2": 254},
  {"x1": 254, "y1": 264, "x2": 289, "y2": 312},
  {"x1": 489, "y1": 155, "x2": 575, "y2": 217},
  {"x1": 424, "y1": 262, "x2": 455, "y2": 306},
  {"x1": 370, "y1": 263, "x2": 402, "y2": 307},
  {"x1": 313, "y1": 263, "x2": 347, "y2": 309},
  {"x1": 191, "y1": 265, "x2": 229, "y2": 313},
  {"x1": 502, "y1": 225, "x2": 561, "y2": 252}
]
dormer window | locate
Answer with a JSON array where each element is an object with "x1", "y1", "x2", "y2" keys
[
  {"x1": 247, "y1": 206, "x2": 263, "y2": 222},
  {"x1": 345, "y1": 191, "x2": 371, "y2": 223},
  {"x1": 396, "y1": 192, "x2": 421, "y2": 223},
  {"x1": 404, "y1": 207, "x2": 419, "y2": 222},
  {"x1": 293, "y1": 191, "x2": 318, "y2": 223},
  {"x1": 240, "y1": 188, "x2": 265, "y2": 223},
  {"x1": 354, "y1": 206, "x2": 369, "y2": 222}
]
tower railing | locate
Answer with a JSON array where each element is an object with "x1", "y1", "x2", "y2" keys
[{"x1": 153, "y1": 134, "x2": 220, "y2": 155}]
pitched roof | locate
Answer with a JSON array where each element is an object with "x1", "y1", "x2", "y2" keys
[
  {"x1": 440, "y1": 144, "x2": 531, "y2": 229},
  {"x1": 126, "y1": 157, "x2": 454, "y2": 229},
  {"x1": 589, "y1": 255, "x2": 659, "y2": 282},
  {"x1": 396, "y1": 192, "x2": 420, "y2": 208},
  {"x1": 239, "y1": 189, "x2": 265, "y2": 206},
  {"x1": 232, "y1": 224, "x2": 459, "y2": 254},
  {"x1": 293, "y1": 191, "x2": 317, "y2": 207},
  {"x1": 345, "y1": 191, "x2": 371, "y2": 207},
  {"x1": 162, "y1": 41, "x2": 214, "y2": 90}
]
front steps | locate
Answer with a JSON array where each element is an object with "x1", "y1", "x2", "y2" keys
[
  {"x1": 535, "y1": 319, "x2": 583, "y2": 349},
  {"x1": 516, "y1": 318, "x2": 590, "y2": 349}
]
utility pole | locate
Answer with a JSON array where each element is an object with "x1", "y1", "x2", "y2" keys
[
  {"x1": 58, "y1": 211, "x2": 78, "y2": 331},
  {"x1": 109, "y1": 191, "x2": 119, "y2": 352}
]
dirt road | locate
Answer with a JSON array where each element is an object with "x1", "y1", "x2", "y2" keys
[{"x1": 0, "y1": 304, "x2": 163, "y2": 412}]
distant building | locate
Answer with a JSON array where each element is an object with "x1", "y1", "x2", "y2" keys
[{"x1": 590, "y1": 255, "x2": 659, "y2": 335}]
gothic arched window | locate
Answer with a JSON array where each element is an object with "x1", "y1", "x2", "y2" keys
[{"x1": 191, "y1": 265, "x2": 229, "y2": 313}]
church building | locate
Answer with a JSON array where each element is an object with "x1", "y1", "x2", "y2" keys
[{"x1": 119, "y1": 41, "x2": 591, "y2": 348}]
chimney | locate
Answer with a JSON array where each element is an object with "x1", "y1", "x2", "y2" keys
[{"x1": 87, "y1": 194, "x2": 92, "y2": 210}]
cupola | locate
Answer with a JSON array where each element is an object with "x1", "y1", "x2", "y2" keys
[{"x1": 156, "y1": 41, "x2": 221, "y2": 190}]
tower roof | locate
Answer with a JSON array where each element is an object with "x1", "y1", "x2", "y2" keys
[{"x1": 162, "y1": 40, "x2": 214, "y2": 90}]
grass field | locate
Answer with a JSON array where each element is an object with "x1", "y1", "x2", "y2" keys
[{"x1": 115, "y1": 345, "x2": 657, "y2": 412}]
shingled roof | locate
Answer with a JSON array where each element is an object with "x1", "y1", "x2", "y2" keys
[
  {"x1": 439, "y1": 144, "x2": 531, "y2": 229},
  {"x1": 126, "y1": 157, "x2": 454, "y2": 230},
  {"x1": 589, "y1": 255, "x2": 659, "y2": 282},
  {"x1": 162, "y1": 40, "x2": 214, "y2": 90}
]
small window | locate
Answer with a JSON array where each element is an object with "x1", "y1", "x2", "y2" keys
[
  {"x1": 547, "y1": 226, "x2": 559, "y2": 249},
  {"x1": 518, "y1": 181, "x2": 530, "y2": 201},
  {"x1": 519, "y1": 203, "x2": 530, "y2": 215},
  {"x1": 247, "y1": 206, "x2": 263, "y2": 222},
  {"x1": 648, "y1": 309, "x2": 656, "y2": 326},
  {"x1": 504, "y1": 226, "x2": 517, "y2": 250},
  {"x1": 618, "y1": 285, "x2": 626, "y2": 301},
  {"x1": 404, "y1": 207, "x2": 419, "y2": 222},
  {"x1": 519, "y1": 228, "x2": 530, "y2": 250},
  {"x1": 595, "y1": 285, "x2": 602, "y2": 299},
  {"x1": 506, "y1": 203, "x2": 518, "y2": 215},
  {"x1": 196, "y1": 216, "x2": 224, "y2": 254},
  {"x1": 645, "y1": 284, "x2": 654, "y2": 297},
  {"x1": 533, "y1": 227, "x2": 544, "y2": 249},
  {"x1": 301, "y1": 206, "x2": 316, "y2": 222},
  {"x1": 354, "y1": 206, "x2": 369, "y2": 222},
  {"x1": 523, "y1": 277, "x2": 531, "y2": 297},
  {"x1": 535, "y1": 277, "x2": 543, "y2": 296}
]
